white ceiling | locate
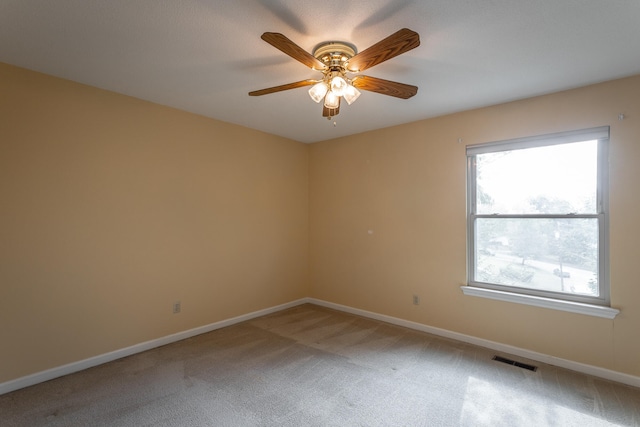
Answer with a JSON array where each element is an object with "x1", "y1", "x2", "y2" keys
[{"x1": 2, "y1": 1, "x2": 640, "y2": 143}]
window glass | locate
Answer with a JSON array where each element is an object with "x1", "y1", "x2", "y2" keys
[
  {"x1": 476, "y1": 141, "x2": 598, "y2": 215},
  {"x1": 475, "y1": 218, "x2": 599, "y2": 296}
]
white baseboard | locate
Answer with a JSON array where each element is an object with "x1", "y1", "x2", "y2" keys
[
  {"x1": 2, "y1": 297, "x2": 638, "y2": 395},
  {"x1": 307, "y1": 298, "x2": 640, "y2": 389},
  {"x1": 0, "y1": 299, "x2": 308, "y2": 396}
]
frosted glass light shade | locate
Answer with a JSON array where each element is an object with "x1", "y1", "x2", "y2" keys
[
  {"x1": 308, "y1": 82, "x2": 328, "y2": 103},
  {"x1": 330, "y1": 76, "x2": 348, "y2": 96},
  {"x1": 324, "y1": 90, "x2": 340, "y2": 109},
  {"x1": 343, "y1": 84, "x2": 361, "y2": 105}
]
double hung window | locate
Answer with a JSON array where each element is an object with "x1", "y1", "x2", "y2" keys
[{"x1": 466, "y1": 127, "x2": 610, "y2": 306}]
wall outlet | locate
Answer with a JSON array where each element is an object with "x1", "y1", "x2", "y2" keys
[
  {"x1": 173, "y1": 301, "x2": 181, "y2": 314},
  {"x1": 412, "y1": 295, "x2": 420, "y2": 305}
]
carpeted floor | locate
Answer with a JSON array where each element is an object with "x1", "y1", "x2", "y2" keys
[{"x1": 1, "y1": 303, "x2": 639, "y2": 426}]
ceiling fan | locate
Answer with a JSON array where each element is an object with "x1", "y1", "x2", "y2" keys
[{"x1": 249, "y1": 28, "x2": 420, "y2": 119}]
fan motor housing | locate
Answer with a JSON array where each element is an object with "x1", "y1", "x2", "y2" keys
[{"x1": 313, "y1": 42, "x2": 356, "y2": 68}]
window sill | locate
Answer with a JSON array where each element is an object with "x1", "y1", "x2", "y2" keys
[{"x1": 460, "y1": 286, "x2": 619, "y2": 319}]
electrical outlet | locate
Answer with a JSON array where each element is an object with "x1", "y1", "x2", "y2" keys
[
  {"x1": 173, "y1": 301, "x2": 181, "y2": 314},
  {"x1": 412, "y1": 295, "x2": 420, "y2": 305}
]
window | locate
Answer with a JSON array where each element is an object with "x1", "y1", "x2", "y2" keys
[{"x1": 466, "y1": 127, "x2": 610, "y2": 307}]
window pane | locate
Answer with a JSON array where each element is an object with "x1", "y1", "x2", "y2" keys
[
  {"x1": 475, "y1": 218, "x2": 599, "y2": 296},
  {"x1": 476, "y1": 141, "x2": 598, "y2": 214}
]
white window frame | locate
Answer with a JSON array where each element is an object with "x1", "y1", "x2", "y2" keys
[{"x1": 463, "y1": 127, "x2": 619, "y2": 318}]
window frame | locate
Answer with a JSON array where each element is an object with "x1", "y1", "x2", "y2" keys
[{"x1": 466, "y1": 127, "x2": 611, "y2": 307}]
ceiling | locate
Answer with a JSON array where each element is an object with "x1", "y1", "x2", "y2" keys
[{"x1": 2, "y1": 1, "x2": 640, "y2": 143}]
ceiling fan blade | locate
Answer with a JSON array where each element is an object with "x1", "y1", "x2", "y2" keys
[
  {"x1": 261, "y1": 32, "x2": 326, "y2": 70},
  {"x1": 346, "y1": 28, "x2": 420, "y2": 72},
  {"x1": 322, "y1": 98, "x2": 340, "y2": 117},
  {"x1": 352, "y1": 75, "x2": 418, "y2": 99},
  {"x1": 249, "y1": 79, "x2": 317, "y2": 96}
]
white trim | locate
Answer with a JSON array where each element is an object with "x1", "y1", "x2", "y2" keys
[
  {"x1": 2, "y1": 297, "x2": 637, "y2": 396},
  {"x1": 307, "y1": 298, "x2": 638, "y2": 389},
  {"x1": 460, "y1": 286, "x2": 619, "y2": 319},
  {"x1": 0, "y1": 299, "x2": 309, "y2": 396}
]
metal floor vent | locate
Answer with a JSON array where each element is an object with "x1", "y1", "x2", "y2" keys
[{"x1": 492, "y1": 355, "x2": 538, "y2": 372}]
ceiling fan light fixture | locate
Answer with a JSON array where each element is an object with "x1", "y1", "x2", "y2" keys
[
  {"x1": 308, "y1": 81, "x2": 328, "y2": 103},
  {"x1": 324, "y1": 90, "x2": 340, "y2": 109},
  {"x1": 343, "y1": 84, "x2": 361, "y2": 105},
  {"x1": 330, "y1": 75, "x2": 348, "y2": 97}
]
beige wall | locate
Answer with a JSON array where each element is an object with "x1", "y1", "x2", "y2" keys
[
  {"x1": 0, "y1": 63, "x2": 309, "y2": 383},
  {"x1": 2, "y1": 59, "x2": 639, "y2": 385},
  {"x1": 309, "y1": 75, "x2": 640, "y2": 377}
]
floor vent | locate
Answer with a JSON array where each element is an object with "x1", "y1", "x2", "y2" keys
[{"x1": 492, "y1": 355, "x2": 538, "y2": 372}]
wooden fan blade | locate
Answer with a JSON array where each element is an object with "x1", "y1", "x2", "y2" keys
[
  {"x1": 261, "y1": 32, "x2": 326, "y2": 70},
  {"x1": 249, "y1": 79, "x2": 317, "y2": 96},
  {"x1": 322, "y1": 98, "x2": 340, "y2": 117},
  {"x1": 352, "y1": 75, "x2": 418, "y2": 99},
  {"x1": 346, "y1": 28, "x2": 420, "y2": 72}
]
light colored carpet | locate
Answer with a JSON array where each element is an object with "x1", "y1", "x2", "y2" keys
[{"x1": 1, "y1": 304, "x2": 639, "y2": 426}]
